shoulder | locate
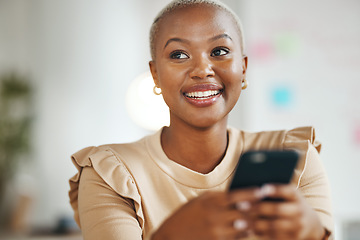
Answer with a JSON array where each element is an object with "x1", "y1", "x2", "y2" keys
[
  {"x1": 229, "y1": 126, "x2": 322, "y2": 187},
  {"x1": 69, "y1": 141, "x2": 144, "y2": 193},
  {"x1": 71, "y1": 131, "x2": 154, "y2": 168},
  {"x1": 69, "y1": 138, "x2": 151, "y2": 227},
  {"x1": 228, "y1": 126, "x2": 321, "y2": 152}
]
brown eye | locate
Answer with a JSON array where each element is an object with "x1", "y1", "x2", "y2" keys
[
  {"x1": 170, "y1": 51, "x2": 189, "y2": 59},
  {"x1": 211, "y1": 48, "x2": 229, "y2": 57}
]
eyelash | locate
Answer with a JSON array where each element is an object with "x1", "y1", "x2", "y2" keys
[
  {"x1": 210, "y1": 47, "x2": 230, "y2": 57},
  {"x1": 169, "y1": 47, "x2": 230, "y2": 59},
  {"x1": 169, "y1": 50, "x2": 189, "y2": 59}
]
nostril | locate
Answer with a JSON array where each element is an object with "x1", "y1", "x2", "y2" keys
[{"x1": 189, "y1": 64, "x2": 215, "y2": 79}]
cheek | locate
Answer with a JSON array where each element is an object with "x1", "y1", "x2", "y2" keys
[
  {"x1": 219, "y1": 69, "x2": 243, "y2": 88},
  {"x1": 157, "y1": 70, "x2": 184, "y2": 104},
  {"x1": 218, "y1": 59, "x2": 244, "y2": 81},
  {"x1": 157, "y1": 64, "x2": 187, "y2": 87},
  {"x1": 219, "y1": 64, "x2": 243, "y2": 99},
  {"x1": 231, "y1": 60, "x2": 245, "y2": 77}
]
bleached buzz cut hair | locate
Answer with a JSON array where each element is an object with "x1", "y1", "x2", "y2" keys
[{"x1": 149, "y1": 0, "x2": 245, "y2": 60}]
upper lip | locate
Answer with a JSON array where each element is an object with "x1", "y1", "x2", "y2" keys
[{"x1": 183, "y1": 83, "x2": 223, "y2": 94}]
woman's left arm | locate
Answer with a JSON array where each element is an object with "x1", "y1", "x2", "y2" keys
[
  {"x1": 251, "y1": 184, "x2": 329, "y2": 239},
  {"x1": 250, "y1": 145, "x2": 333, "y2": 239}
]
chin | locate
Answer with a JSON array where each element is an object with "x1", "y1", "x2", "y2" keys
[
  {"x1": 170, "y1": 108, "x2": 229, "y2": 129},
  {"x1": 187, "y1": 117, "x2": 227, "y2": 130}
]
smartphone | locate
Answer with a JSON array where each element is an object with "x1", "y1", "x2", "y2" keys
[{"x1": 229, "y1": 150, "x2": 299, "y2": 191}]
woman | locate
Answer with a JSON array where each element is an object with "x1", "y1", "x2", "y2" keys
[{"x1": 69, "y1": 0, "x2": 334, "y2": 239}]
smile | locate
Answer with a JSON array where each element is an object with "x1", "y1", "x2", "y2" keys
[{"x1": 184, "y1": 90, "x2": 222, "y2": 99}]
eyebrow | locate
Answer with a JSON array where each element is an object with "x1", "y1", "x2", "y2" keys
[
  {"x1": 163, "y1": 33, "x2": 233, "y2": 50},
  {"x1": 164, "y1": 38, "x2": 190, "y2": 49},
  {"x1": 209, "y1": 33, "x2": 233, "y2": 42}
]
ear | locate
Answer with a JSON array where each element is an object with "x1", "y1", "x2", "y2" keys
[
  {"x1": 149, "y1": 61, "x2": 159, "y2": 87},
  {"x1": 242, "y1": 55, "x2": 248, "y2": 75}
]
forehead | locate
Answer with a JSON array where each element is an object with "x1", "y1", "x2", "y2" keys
[{"x1": 155, "y1": 5, "x2": 241, "y2": 46}]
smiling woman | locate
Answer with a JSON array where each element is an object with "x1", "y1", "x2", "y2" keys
[
  {"x1": 148, "y1": 3, "x2": 247, "y2": 172},
  {"x1": 149, "y1": 4, "x2": 246, "y2": 130},
  {"x1": 68, "y1": 1, "x2": 334, "y2": 239}
]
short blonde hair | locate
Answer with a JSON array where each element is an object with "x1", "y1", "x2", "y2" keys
[{"x1": 149, "y1": 0, "x2": 245, "y2": 60}]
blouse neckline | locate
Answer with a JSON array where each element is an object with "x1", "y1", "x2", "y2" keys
[{"x1": 145, "y1": 127, "x2": 243, "y2": 189}]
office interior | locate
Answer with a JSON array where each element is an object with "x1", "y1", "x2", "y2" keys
[{"x1": 0, "y1": 0, "x2": 359, "y2": 239}]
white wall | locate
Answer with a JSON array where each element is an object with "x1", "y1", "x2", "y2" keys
[
  {"x1": 1, "y1": 0, "x2": 173, "y2": 227},
  {"x1": 233, "y1": 1, "x2": 360, "y2": 239},
  {"x1": 1, "y1": 0, "x2": 359, "y2": 238}
]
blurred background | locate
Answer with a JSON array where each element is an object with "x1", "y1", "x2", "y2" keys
[{"x1": 0, "y1": 0, "x2": 359, "y2": 239}]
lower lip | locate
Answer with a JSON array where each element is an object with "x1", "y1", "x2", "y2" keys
[{"x1": 184, "y1": 93, "x2": 222, "y2": 107}]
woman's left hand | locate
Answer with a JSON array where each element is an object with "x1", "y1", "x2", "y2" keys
[{"x1": 251, "y1": 184, "x2": 326, "y2": 240}]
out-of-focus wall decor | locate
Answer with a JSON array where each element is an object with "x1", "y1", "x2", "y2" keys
[
  {"x1": 0, "y1": 72, "x2": 33, "y2": 233},
  {"x1": 126, "y1": 71, "x2": 169, "y2": 131}
]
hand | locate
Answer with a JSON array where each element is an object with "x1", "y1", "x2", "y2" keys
[
  {"x1": 151, "y1": 188, "x2": 262, "y2": 240},
  {"x1": 251, "y1": 184, "x2": 326, "y2": 240}
]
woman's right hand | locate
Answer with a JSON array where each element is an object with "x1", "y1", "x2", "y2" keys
[{"x1": 151, "y1": 188, "x2": 263, "y2": 240}]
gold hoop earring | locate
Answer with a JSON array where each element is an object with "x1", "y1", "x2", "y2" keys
[
  {"x1": 153, "y1": 86, "x2": 162, "y2": 95},
  {"x1": 242, "y1": 79, "x2": 248, "y2": 90}
]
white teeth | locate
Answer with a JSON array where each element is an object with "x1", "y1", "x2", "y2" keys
[{"x1": 185, "y1": 90, "x2": 221, "y2": 99}]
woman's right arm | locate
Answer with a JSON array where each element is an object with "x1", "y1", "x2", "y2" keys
[
  {"x1": 78, "y1": 167, "x2": 143, "y2": 240},
  {"x1": 151, "y1": 189, "x2": 263, "y2": 240}
]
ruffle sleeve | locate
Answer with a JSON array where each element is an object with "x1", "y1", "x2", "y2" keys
[
  {"x1": 282, "y1": 126, "x2": 321, "y2": 187},
  {"x1": 68, "y1": 146, "x2": 144, "y2": 229},
  {"x1": 283, "y1": 126, "x2": 334, "y2": 238},
  {"x1": 283, "y1": 126, "x2": 321, "y2": 152}
]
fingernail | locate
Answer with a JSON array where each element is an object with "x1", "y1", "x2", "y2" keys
[
  {"x1": 236, "y1": 201, "x2": 251, "y2": 211},
  {"x1": 233, "y1": 219, "x2": 247, "y2": 230},
  {"x1": 254, "y1": 188, "x2": 263, "y2": 198},
  {"x1": 247, "y1": 229, "x2": 255, "y2": 236},
  {"x1": 261, "y1": 184, "x2": 276, "y2": 196}
]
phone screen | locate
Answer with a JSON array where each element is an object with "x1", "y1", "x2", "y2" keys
[{"x1": 229, "y1": 150, "x2": 299, "y2": 190}]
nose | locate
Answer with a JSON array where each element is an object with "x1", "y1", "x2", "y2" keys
[{"x1": 189, "y1": 54, "x2": 215, "y2": 79}]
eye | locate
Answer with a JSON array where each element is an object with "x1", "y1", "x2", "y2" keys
[
  {"x1": 211, "y1": 47, "x2": 229, "y2": 57},
  {"x1": 170, "y1": 51, "x2": 189, "y2": 59}
]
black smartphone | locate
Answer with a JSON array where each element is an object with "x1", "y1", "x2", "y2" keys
[{"x1": 229, "y1": 150, "x2": 299, "y2": 191}]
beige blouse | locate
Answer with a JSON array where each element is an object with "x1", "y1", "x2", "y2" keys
[{"x1": 69, "y1": 126, "x2": 334, "y2": 240}]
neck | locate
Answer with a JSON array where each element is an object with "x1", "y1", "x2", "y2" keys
[{"x1": 161, "y1": 118, "x2": 229, "y2": 174}]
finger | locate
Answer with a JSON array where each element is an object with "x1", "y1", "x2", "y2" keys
[
  {"x1": 200, "y1": 191, "x2": 233, "y2": 209},
  {"x1": 254, "y1": 201, "x2": 301, "y2": 218},
  {"x1": 206, "y1": 216, "x2": 251, "y2": 240},
  {"x1": 209, "y1": 208, "x2": 247, "y2": 224},
  {"x1": 260, "y1": 184, "x2": 299, "y2": 202},
  {"x1": 227, "y1": 218, "x2": 253, "y2": 240},
  {"x1": 211, "y1": 225, "x2": 250, "y2": 240},
  {"x1": 235, "y1": 201, "x2": 252, "y2": 212},
  {"x1": 227, "y1": 187, "x2": 263, "y2": 207},
  {"x1": 212, "y1": 207, "x2": 255, "y2": 237},
  {"x1": 253, "y1": 218, "x2": 296, "y2": 238}
]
